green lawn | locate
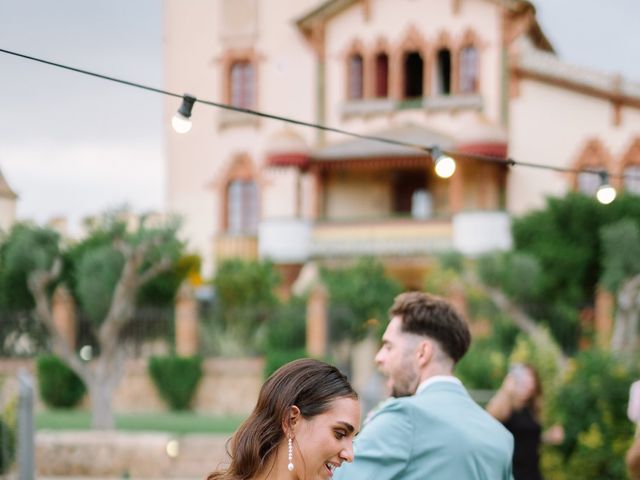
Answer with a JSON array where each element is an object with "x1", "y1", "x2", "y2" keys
[{"x1": 36, "y1": 410, "x2": 245, "y2": 434}]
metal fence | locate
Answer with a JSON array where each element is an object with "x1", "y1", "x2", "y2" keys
[{"x1": 0, "y1": 307, "x2": 174, "y2": 359}]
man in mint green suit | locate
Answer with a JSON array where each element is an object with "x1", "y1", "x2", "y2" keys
[{"x1": 334, "y1": 292, "x2": 513, "y2": 480}]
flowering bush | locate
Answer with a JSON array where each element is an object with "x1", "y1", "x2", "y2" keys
[{"x1": 545, "y1": 349, "x2": 638, "y2": 479}]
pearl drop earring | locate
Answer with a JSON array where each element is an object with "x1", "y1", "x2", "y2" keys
[{"x1": 287, "y1": 436, "x2": 294, "y2": 471}]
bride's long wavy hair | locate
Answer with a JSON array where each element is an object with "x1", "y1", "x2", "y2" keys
[{"x1": 207, "y1": 358, "x2": 357, "y2": 480}]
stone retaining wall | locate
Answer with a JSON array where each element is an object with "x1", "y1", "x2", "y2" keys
[
  {"x1": 110, "y1": 357, "x2": 264, "y2": 414},
  {"x1": 0, "y1": 357, "x2": 264, "y2": 415},
  {"x1": 36, "y1": 431, "x2": 230, "y2": 478}
]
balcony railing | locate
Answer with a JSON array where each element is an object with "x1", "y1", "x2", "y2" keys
[
  {"x1": 214, "y1": 234, "x2": 258, "y2": 261},
  {"x1": 340, "y1": 93, "x2": 483, "y2": 118},
  {"x1": 452, "y1": 211, "x2": 512, "y2": 254},
  {"x1": 309, "y1": 218, "x2": 454, "y2": 257},
  {"x1": 258, "y1": 219, "x2": 312, "y2": 263},
  {"x1": 256, "y1": 211, "x2": 512, "y2": 261}
]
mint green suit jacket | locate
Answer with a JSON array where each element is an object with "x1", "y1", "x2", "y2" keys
[{"x1": 334, "y1": 381, "x2": 514, "y2": 480}]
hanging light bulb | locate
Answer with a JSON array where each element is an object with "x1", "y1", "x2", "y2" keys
[
  {"x1": 172, "y1": 94, "x2": 196, "y2": 134},
  {"x1": 596, "y1": 171, "x2": 616, "y2": 204},
  {"x1": 431, "y1": 146, "x2": 456, "y2": 179}
]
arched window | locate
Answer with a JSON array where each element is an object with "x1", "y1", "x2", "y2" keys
[
  {"x1": 404, "y1": 51, "x2": 423, "y2": 98},
  {"x1": 227, "y1": 179, "x2": 259, "y2": 235},
  {"x1": 434, "y1": 48, "x2": 452, "y2": 95},
  {"x1": 459, "y1": 46, "x2": 479, "y2": 93},
  {"x1": 572, "y1": 140, "x2": 612, "y2": 196},
  {"x1": 348, "y1": 53, "x2": 364, "y2": 100},
  {"x1": 374, "y1": 53, "x2": 389, "y2": 98},
  {"x1": 624, "y1": 166, "x2": 640, "y2": 194},
  {"x1": 620, "y1": 140, "x2": 640, "y2": 194},
  {"x1": 577, "y1": 170, "x2": 604, "y2": 196},
  {"x1": 230, "y1": 60, "x2": 255, "y2": 108}
]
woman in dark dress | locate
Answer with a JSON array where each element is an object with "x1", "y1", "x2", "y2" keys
[{"x1": 486, "y1": 364, "x2": 563, "y2": 480}]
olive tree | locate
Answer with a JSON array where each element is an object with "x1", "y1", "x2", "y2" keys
[{"x1": 1, "y1": 213, "x2": 187, "y2": 429}]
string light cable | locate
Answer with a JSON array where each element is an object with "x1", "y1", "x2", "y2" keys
[{"x1": 1, "y1": 46, "x2": 638, "y2": 200}]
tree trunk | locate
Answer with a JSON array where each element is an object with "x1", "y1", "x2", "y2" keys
[
  {"x1": 611, "y1": 274, "x2": 640, "y2": 356},
  {"x1": 88, "y1": 377, "x2": 115, "y2": 430},
  {"x1": 87, "y1": 343, "x2": 128, "y2": 430}
]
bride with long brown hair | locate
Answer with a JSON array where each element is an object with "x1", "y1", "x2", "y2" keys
[{"x1": 207, "y1": 358, "x2": 360, "y2": 480}]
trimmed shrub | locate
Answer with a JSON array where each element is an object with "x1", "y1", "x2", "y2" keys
[
  {"x1": 0, "y1": 417, "x2": 15, "y2": 474},
  {"x1": 148, "y1": 355, "x2": 203, "y2": 410},
  {"x1": 36, "y1": 355, "x2": 86, "y2": 408}
]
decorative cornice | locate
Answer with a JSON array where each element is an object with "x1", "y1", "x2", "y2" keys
[
  {"x1": 296, "y1": 0, "x2": 361, "y2": 34},
  {"x1": 512, "y1": 38, "x2": 640, "y2": 109},
  {"x1": 297, "y1": 0, "x2": 552, "y2": 51}
]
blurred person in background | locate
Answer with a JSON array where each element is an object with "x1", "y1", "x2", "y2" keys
[
  {"x1": 626, "y1": 379, "x2": 640, "y2": 479},
  {"x1": 626, "y1": 435, "x2": 640, "y2": 480},
  {"x1": 487, "y1": 363, "x2": 564, "y2": 480}
]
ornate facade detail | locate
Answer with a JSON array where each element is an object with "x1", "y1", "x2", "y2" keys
[{"x1": 571, "y1": 139, "x2": 614, "y2": 193}]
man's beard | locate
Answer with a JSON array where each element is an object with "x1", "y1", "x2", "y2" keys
[
  {"x1": 391, "y1": 384, "x2": 413, "y2": 398},
  {"x1": 390, "y1": 356, "x2": 419, "y2": 398}
]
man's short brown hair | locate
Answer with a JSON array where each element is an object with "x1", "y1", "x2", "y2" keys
[{"x1": 389, "y1": 291, "x2": 471, "y2": 363}]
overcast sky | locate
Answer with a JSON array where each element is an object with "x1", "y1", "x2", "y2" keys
[
  {"x1": 0, "y1": 0, "x2": 162, "y2": 231},
  {"x1": 0, "y1": 0, "x2": 639, "y2": 231}
]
